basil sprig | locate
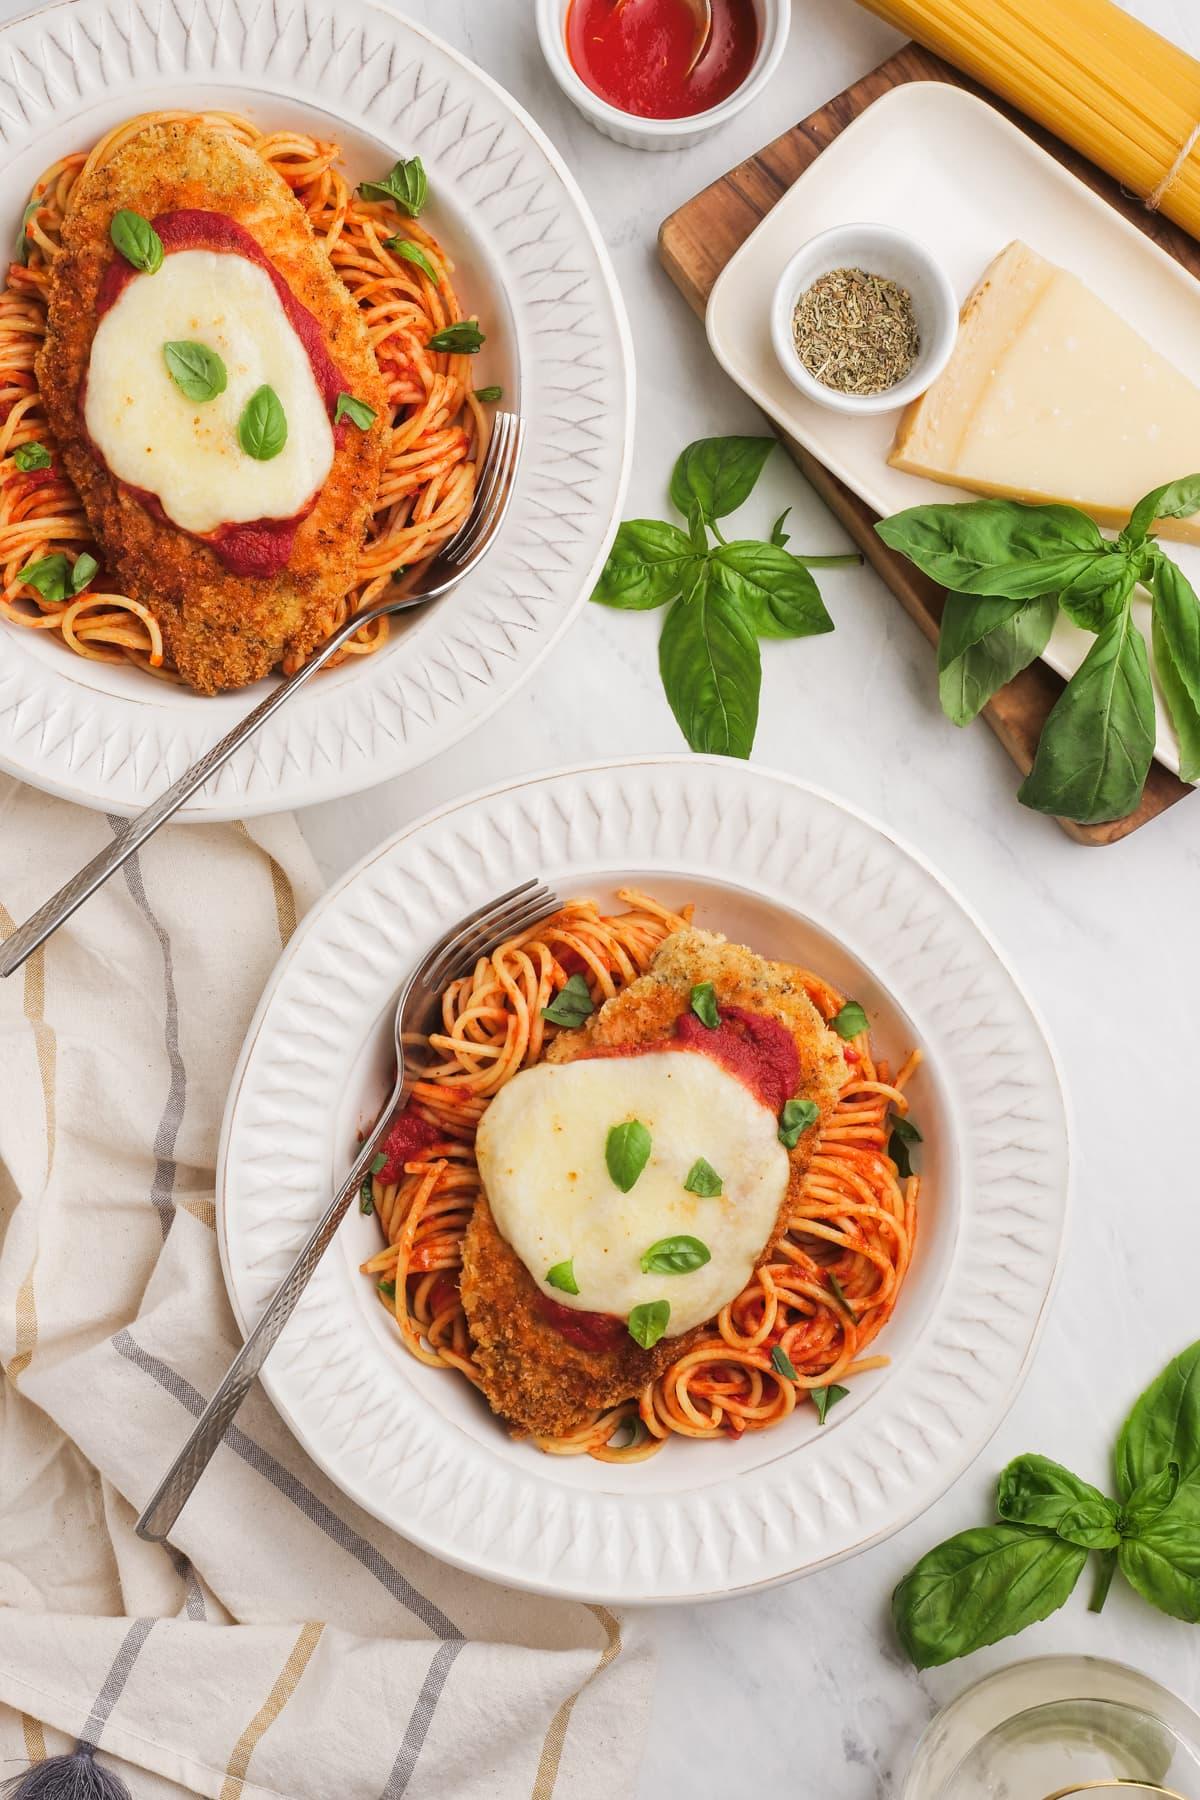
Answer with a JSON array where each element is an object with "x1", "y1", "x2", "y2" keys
[
  {"x1": 110, "y1": 208, "x2": 163, "y2": 274},
  {"x1": 893, "y1": 1338, "x2": 1200, "y2": 1668},
  {"x1": 592, "y1": 437, "x2": 857, "y2": 758},
  {"x1": 877, "y1": 477, "x2": 1200, "y2": 822},
  {"x1": 359, "y1": 155, "x2": 428, "y2": 217},
  {"x1": 605, "y1": 1120, "x2": 651, "y2": 1193},
  {"x1": 238, "y1": 385, "x2": 287, "y2": 462},
  {"x1": 540, "y1": 972, "x2": 594, "y2": 1028},
  {"x1": 19, "y1": 551, "x2": 95, "y2": 602},
  {"x1": 163, "y1": 340, "x2": 227, "y2": 404}
]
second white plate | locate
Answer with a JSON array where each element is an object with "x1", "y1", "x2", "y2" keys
[{"x1": 707, "y1": 82, "x2": 1200, "y2": 775}]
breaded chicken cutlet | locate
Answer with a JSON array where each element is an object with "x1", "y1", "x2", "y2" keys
[
  {"x1": 36, "y1": 119, "x2": 388, "y2": 694},
  {"x1": 459, "y1": 927, "x2": 847, "y2": 1440}
]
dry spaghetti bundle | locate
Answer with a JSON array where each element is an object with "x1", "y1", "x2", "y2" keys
[
  {"x1": 855, "y1": 0, "x2": 1200, "y2": 241},
  {"x1": 0, "y1": 110, "x2": 481, "y2": 677},
  {"x1": 362, "y1": 893, "x2": 921, "y2": 1465}
]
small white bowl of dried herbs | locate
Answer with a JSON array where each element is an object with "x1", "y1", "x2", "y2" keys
[{"x1": 771, "y1": 222, "x2": 958, "y2": 415}]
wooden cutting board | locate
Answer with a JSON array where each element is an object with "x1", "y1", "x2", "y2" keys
[{"x1": 658, "y1": 43, "x2": 1193, "y2": 845}]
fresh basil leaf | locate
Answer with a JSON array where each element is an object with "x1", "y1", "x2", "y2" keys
[
  {"x1": 827, "y1": 1273, "x2": 856, "y2": 1321},
  {"x1": 1116, "y1": 1338, "x2": 1200, "y2": 1509},
  {"x1": 876, "y1": 499, "x2": 1104, "y2": 596},
  {"x1": 13, "y1": 441, "x2": 50, "y2": 472},
  {"x1": 540, "y1": 971, "x2": 595, "y2": 1028},
  {"x1": 639, "y1": 1234, "x2": 711, "y2": 1275},
  {"x1": 812, "y1": 1383, "x2": 849, "y2": 1424},
  {"x1": 1151, "y1": 558, "x2": 1200, "y2": 781},
  {"x1": 1126, "y1": 475, "x2": 1200, "y2": 546},
  {"x1": 18, "y1": 553, "x2": 72, "y2": 603},
  {"x1": 474, "y1": 385, "x2": 503, "y2": 403},
  {"x1": 383, "y1": 235, "x2": 439, "y2": 283},
  {"x1": 658, "y1": 580, "x2": 761, "y2": 758},
  {"x1": 237, "y1": 385, "x2": 288, "y2": 461},
  {"x1": 892, "y1": 1524, "x2": 1088, "y2": 1669},
  {"x1": 1019, "y1": 608, "x2": 1155, "y2": 824},
  {"x1": 16, "y1": 195, "x2": 40, "y2": 265},
  {"x1": 378, "y1": 1278, "x2": 396, "y2": 1301},
  {"x1": 686, "y1": 500, "x2": 708, "y2": 557},
  {"x1": 428, "y1": 322, "x2": 485, "y2": 354},
  {"x1": 888, "y1": 1111, "x2": 921, "y2": 1178},
  {"x1": 110, "y1": 208, "x2": 164, "y2": 274},
  {"x1": 937, "y1": 592, "x2": 1058, "y2": 727},
  {"x1": 710, "y1": 541, "x2": 834, "y2": 640},
  {"x1": 831, "y1": 1000, "x2": 868, "y2": 1040},
  {"x1": 359, "y1": 155, "x2": 428, "y2": 216},
  {"x1": 771, "y1": 1343, "x2": 798, "y2": 1381},
  {"x1": 628, "y1": 1299, "x2": 670, "y2": 1350},
  {"x1": 592, "y1": 519, "x2": 696, "y2": 611},
  {"x1": 369, "y1": 1152, "x2": 387, "y2": 1175},
  {"x1": 997, "y1": 1454, "x2": 1121, "y2": 1549},
  {"x1": 334, "y1": 391, "x2": 377, "y2": 431},
  {"x1": 1153, "y1": 603, "x2": 1200, "y2": 784},
  {"x1": 684, "y1": 1156, "x2": 723, "y2": 1197},
  {"x1": 690, "y1": 981, "x2": 720, "y2": 1029},
  {"x1": 71, "y1": 553, "x2": 97, "y2": 595},
  {"x1": 546, "y1": 1258, "x2": 580, "y2": 1295},
  {"x1": 1123, "y1": 1462, "x2": 1181, "y2": 1533},
  {"x1": 1057, "y1": 554, "x2": 1137, "y2": 634},
  {"x1": 770, "y1": 507, "x2": 791, "y2": 548},
  {"x1": 606, "y1": 1120, "x2": 652, "y2": 1193},
  {"x1": 669, "y1": 435, "x2": 774, "y2": 522},
  {"x1": 1119, "y1": 1503, "x2": 1200, "y2": 1623},
  {"x1": 778, "y1": 1097, "x2": 818, "y2": 1149},
  {"x1": 1089, "y1": 1548, "x2": 1118, "y2": 1614},
  {"x1": 163, "y1": 339, "x2": 227, "y2": 404},
  {"x1": 359, "y1": 1178, "x2": 374, "y2": 1215}
]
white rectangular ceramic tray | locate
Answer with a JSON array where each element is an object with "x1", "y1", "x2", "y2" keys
[{"x1": 706, "y1": 81, "x2": 1200, "y2": 776}]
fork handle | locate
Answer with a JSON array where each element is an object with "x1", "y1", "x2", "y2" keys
[{"x1": 136, "y1": 1120, "x2": 391, "y2": 1543}]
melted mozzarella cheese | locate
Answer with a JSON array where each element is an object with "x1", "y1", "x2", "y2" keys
[
  {"x1": 85, "y1": 249, "x2": 334, "y2": 536},
  {"x1": 476, "y1": 1052, "x2": 790, "y2": 1338}
]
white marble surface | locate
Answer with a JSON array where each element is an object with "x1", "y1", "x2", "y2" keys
[{"x1": 250, "y1": 0, "x2": 1200, "y2": 1788}]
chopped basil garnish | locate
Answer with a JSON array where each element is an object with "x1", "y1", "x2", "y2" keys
[
  {"x1": 628, "y1": 1299, "x2": 670, "y2": 1350},
  {"x1": 689, "y1": 981, "x2": 720, "y2": 1029},
  {"x1": 428, "y1": 321, "x2": 485, "y2": 355},
  {"x1": 18, "y1": 552, "x2": 94, "y2": 603},
  {"x1": 16, "y1": 196, "x2": 40, "y2": 266},
  {"x1": 359, "y1": 1179, "x2": 375, "y2": 1215},
  {"x1": 359, "y1": 155, "x2": 428, "y2": 217},
  {"x1": 383, "y1": 235, "x2": 439, "y2": 283},
  {"x1": 778, "y1": 1096, "x2": 819, "y2": 1149},
  {"x1": 377, "y1": 1278, "x2": 396, "y2": 1300},
  {"x1": 540, "y1": 972, "x2": 595, "y2": 1028},
  {"x1": 831, "y1": 1000, "x2": 869, "y2": 1040},
  {"x1": 639, "y1": 1234, "x2": 711, "y2": 1275},
  {"x1": 163, "y1": 339, "x2": 227, "y2": 404},
  {"x1": 546, "y1": 1258, "x2": 579, "y2": 1295},
  {"x1": 812, "y1": 1383, "x2": 849, "y2": 1424},
  {"x1": 13, "y1": 441, "x2": 50, "y2": 472},
  {"x1": 474, "y1": 385, "x2": 503, "y2": 403},
  {"x1": 334, "y1": 391, "x2": 377, "y2": 431},
  {"x1": 770, "y1": 1344, "x2": 798, "y2": 1382},
  {"x1": 889, "y1": 1111, "x2": 922, "y2": 1179},
  {"x1": 827, "y1": 1273, "x2": 857, "y2": 1321},
  {"x1": 683, "y1": 1156, "x2": 723, "y2": 1197},
  {"x1": 369, "y1": 1151, "x2": 387, "y2": 1175},
  {"x1": 238, "y1": 385, "x2": 287, "y2": 461},
  {"x1": 110, "y1": 208, "x2": 164, "y2": 274},
  {"x1": 605, "y1": 1119, "x2": 651, "y2": 1193}
]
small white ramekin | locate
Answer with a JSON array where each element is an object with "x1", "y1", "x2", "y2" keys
[
  {"x1": 535, "y1": 0, "x2": 792, "y2": 153},
  {"x1": 769, "y1": 222, "x2": 959, "y2": 415}
]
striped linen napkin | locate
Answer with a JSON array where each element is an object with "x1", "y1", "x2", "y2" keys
[{"x1": 0, "y1": 774, "x2": 652, "y2": 1800}]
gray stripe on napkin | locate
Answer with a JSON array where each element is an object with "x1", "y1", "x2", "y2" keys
[
  {"x1": 113, "y1": 1330, "x2": 462, "y2": 1640},
  {"x1": 79, "y1": 1615, "x2": 156, "y2": 1748},
  {"x1": 109, "y1": 822, "x2": 187, "y2": 1242},
  {"x1": 378, "y1": 1639, "x2": 464, "y2": 1800}
]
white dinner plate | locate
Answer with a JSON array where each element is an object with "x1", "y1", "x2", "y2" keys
[
  {"x1": 218, "y1": 756, "x2": 1070, "y2": 1603},
  {"x1": 0, "y1": 0, "x2": 633, "y2": 818},
  {"x1": 706, "y1": 81, "x2": 1200, "y2": 776}
]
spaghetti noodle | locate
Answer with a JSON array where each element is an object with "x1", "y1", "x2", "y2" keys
[
  {"x1": 0, "y1": 111, "x2": 483, "y2": 678},
  {"x1": 362, "y1": 892, "x2": 921, "y2": 1463}
]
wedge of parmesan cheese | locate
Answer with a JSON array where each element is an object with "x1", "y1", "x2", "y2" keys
[{"x1": 889, "y1": 240, "x2": 1200, "y2": 543}]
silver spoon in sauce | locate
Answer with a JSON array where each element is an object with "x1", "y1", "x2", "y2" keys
[{"x1": 613, "y1": 0, "x2": 714, "y2": 77}]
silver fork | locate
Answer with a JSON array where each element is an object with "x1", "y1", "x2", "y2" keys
[
  {"x1": 136, "y1": 875, "x2": 561, "y2": 1543},
  {"x1": 0, "y1": 411, "x2": 525, "y2": 981}
]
